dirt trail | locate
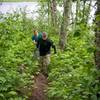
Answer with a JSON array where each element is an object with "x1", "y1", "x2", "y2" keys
[{"x1": 29, "y1": 73, "x2": 48, "y2": 100}]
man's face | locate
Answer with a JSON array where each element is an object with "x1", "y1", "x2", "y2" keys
[
  {"x1": 42, "y1": 35, "x2": 47, "y2": 40},
  {"x1": 33, "y1": 30, "x2": 38, "y2": 36}
]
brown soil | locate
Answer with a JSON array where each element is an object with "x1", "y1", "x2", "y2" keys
[{"x1": 29, "y1": 73, "x2": 48, "y2": 100}]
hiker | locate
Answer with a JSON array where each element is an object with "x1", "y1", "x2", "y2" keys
[
  {"x1": 37, "y1": 32, "x2": 56, "y2": 77},
  {"x1": 32, "y1": 30, "x2": 42, "y2": 59}
]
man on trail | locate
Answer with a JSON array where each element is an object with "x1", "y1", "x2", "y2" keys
[
  {"x1": 37, "y1": 32, "x2": 56, "y2": 77},
  {"x1": 32, "y1": 30, "x2": 42, "y2": 59}
]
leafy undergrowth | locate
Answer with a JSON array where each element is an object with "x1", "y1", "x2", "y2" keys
[
  {"x1": 0, "y1": 11, "x2": 100, "y2": 100},
  {"x1": 47, "y1": 31, "x2": 100, "y2": 100},
  {"x1": 0, "y1": 13, "x2": 38, "y2": 99}
]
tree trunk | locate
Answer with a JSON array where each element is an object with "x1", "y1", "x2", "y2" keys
[
  {"x1": 50, "y1": 0, "x2": 57, "y2": 27},
  {"x1": 85, "y1": 0, "x2": 92, "y2": 24},
  {"x1": 95, "y1": 0, "x2": 100, "y2": 69},
  {"x1": 59, "y1": 0, "x2": 72, "y2": 50},
  {"x1": 95, "y1": 1, "x2": 100, "y2": 99},
  {"x1": 47, "y1": 0, "x2": 51, "y2": 26},
  {"x1": 75, "y1": 0, "x2": 80, "y2": 25},
  {"x1": 82, "y1": 0, "x2": 86, "y2": 21}
]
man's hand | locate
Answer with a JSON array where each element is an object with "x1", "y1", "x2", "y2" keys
[
  {"x1": 54, "y1": 51, "x2": 56, "y2": 54},
  {"x1": 33, "y1": 41, "x2": 37, "y2": 45}
]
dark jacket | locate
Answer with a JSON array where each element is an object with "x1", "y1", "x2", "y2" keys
[{"x1": 37, "y1": 38, "x2": 56, "y2": 56}]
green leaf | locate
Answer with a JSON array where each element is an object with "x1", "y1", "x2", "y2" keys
[{"x1": 8, "y1": 91, "x2": 17, "y2": 96}]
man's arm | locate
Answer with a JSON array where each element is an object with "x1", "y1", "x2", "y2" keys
[
  {"x1": 32, "y1": 36, "x2": 37, "y2": 45},
  {"x1": 51, "y1": 41, "x2": 56, "y2": 54}
]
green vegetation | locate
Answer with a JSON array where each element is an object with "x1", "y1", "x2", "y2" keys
[
  {"x1": 0, "y1": 1, "x2": 100, "y2": 100},
  {"x1": 48, "y1": 28, "x2": 99, "y2": 100},
  {"x1": 0, "y1": 12, "x2": 37, "y2": 99},
  {"x1": 0, "y1": 0, "x2": 34, "y2": 2}
]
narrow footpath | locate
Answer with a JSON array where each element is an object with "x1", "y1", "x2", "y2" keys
[{"x1": 29, "y1": 73, "x2": 48, "y2": 100}]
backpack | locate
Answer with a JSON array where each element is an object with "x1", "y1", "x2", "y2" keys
[{"x1": 38, "y1": 32, "x2": 42, "y2": 40}]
